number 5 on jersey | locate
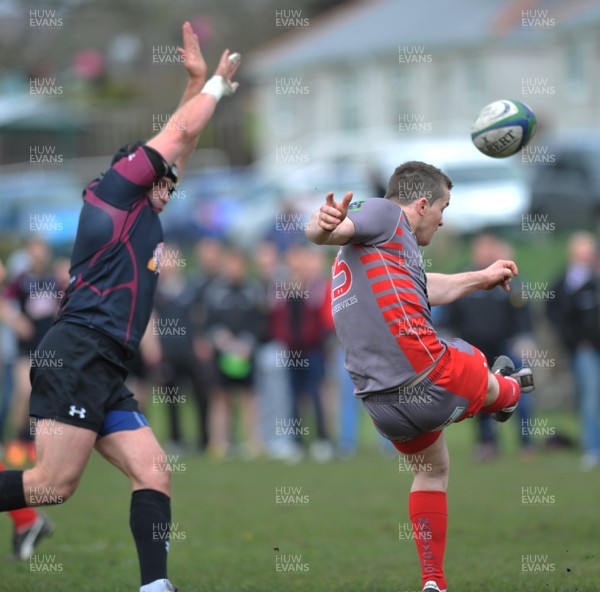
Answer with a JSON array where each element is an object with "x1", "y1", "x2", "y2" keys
[{"x1": 332, "y1": 256, "x2": 352, "y2": 300}]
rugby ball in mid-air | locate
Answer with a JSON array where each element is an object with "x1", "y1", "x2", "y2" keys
[{"x1": 471, "y1": 99, "x2": 537, "y2": 158}]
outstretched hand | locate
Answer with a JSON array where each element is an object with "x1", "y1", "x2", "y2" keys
[
  {"x1": 318, "y1": 192, "x2": 353, "y2": 231},
  {"x1": 178, "y1": 21, "x2": 207, "y2": 82},
  {"x1": 480, "y1": 260, "x2": 519, "y2": 292},
  {"x1": 214, "y1": 49, "x2": 241, "y2": 92}
]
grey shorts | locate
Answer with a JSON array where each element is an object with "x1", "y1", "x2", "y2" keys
[{"x1": 361, "y1": 341, "x2": 489, "y2": 444}]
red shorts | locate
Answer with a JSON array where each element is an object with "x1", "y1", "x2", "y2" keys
[
  {"x1": 364, "y1": 338, "x2": 489, "y2": 455},
  {"x1": 433, "y1": 339, "x2": 490, "y2": 418}
]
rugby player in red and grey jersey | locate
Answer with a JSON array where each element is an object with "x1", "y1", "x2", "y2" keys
[
  {"x1": 0, "y1": 23, "x2": 240, "y2": 592},
  {"x1": 306, "y1": 161, "x2": 534, "y2": 592}
]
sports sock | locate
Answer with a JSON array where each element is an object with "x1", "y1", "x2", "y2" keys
[
  {"x1": 130, "y1": 489, "x2": 171, "y2": 586},
  {"x1": 409, "y1": 490, "x2": 447, "y2": 591},
  {"x1": 0, "y1": 462, "x2": 36, "y2": 525},
  {"x1": 0, "y1": 470, "x2": 27, "y2": 511},
  {"x1": 10, "y1": 507, "x2": 39, "y2": 531},
  {"x1": 481, "y1": 374, "x2": 520, "y2": 413}
]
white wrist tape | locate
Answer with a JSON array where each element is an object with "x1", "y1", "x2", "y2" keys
[{"x1": 201, "y1": 75, "x2": 238, "y2": 102}]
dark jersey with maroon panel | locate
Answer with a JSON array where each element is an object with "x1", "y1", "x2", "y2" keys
[
  {"x1": 57, "y1": 146, "x2": 165, "y2": 354},
  {"x1": 332, "y1": 197, "x2": 446, "y2": 396}
]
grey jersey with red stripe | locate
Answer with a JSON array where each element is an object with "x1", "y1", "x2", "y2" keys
[
  {"x1": 57, "y1": 147, "x2": 164, "y2": 354},
  {"x1": 332, "y1": 198, "x2": 446, "y2": 396}
]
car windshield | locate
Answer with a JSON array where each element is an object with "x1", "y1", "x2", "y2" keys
[{"x1": 444, "y1": 164, "x2": 518, "y2": 184}]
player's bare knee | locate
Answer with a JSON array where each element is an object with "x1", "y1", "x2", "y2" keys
[
  {"x1": 412, "y1": 466, "x2": 448, "y2": 491},
  {"x1": 50, "y1": 469, "x2": 82, "y2": 502},
  {"x1": 53, "y1": 478, "x2": 79, "y2": 503},
  {"x1": 24, "y1": 468, "x2": 79, "y2": 505},
  {"x1": 410, "y1": 450, "x2": 449, "y2": 490},
  {"x1": 130, "y1": 452, "x2": 172, "y2": 495},
  {"x1": 150, "y1": 464, "x2": 171, "y2": 495}
]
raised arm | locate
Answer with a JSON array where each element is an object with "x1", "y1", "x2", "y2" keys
[
  {"x1": 426, "y1": 260, "x2": 518, "y2": 306},
  {"x1": 305, "y1": 191, "x2": 356, "y2": 246},
  {"x1": 176, "y1": 22, "x2": 207, "y2": 107},
  {"x1": 170, "y1": 22, "x2": 208, "y2": 178},
  {"x1": 146, "y1": 25, "x2": 240, "y2": 170}
]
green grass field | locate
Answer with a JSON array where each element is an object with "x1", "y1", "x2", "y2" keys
[{"x1": 1, "y1": 409, "x2": 598, "y2": 592}]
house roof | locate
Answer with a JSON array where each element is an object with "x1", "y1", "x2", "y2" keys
[{"x1": 249, "y1": 0, "x2": 600, "y2": 75}]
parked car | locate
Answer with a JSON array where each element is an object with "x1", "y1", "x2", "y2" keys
[
  {"x1": 528, "y1": 132, "x2": 600, "y2": 230},
  {"x1": 0, "y1": 169, "x2": 82, "y2": 245},
  {"x1": 375, "y1": 138, "x2": 530, "y2": 233},
  {"x1": 160, "y1": 166, "x2": 283, "y2": 248}
]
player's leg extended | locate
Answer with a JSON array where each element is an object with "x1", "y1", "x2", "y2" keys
[
  {"x1": 0, "y1": 420, "x2": 94, "y2": 559},
  {"x1": 404, "y1": 433, "x2": 449, "y2": 592},
  {"x1": 480, "y1": 356, "x2": 534, "y2": 421},
  {"x1": 0, "y1": 420, "x2": 97, "y2": 510},
  {"x1": 0, "y1": 460, "x2": 54, "y2": 559},
  {"x1": 95, "y1": 421, "x2": 173, "y2": 592}
]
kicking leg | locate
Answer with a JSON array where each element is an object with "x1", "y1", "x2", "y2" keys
[{"x1": 481, "y1": 355, "x2": 534, "y2": 421}]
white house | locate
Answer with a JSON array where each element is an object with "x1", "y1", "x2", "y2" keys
[{"x1": 249, "y1": 0, "x2": 600, "y2": 161}]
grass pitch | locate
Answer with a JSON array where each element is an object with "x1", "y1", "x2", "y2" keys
[{"x1": 1, "y1": 410, "x2": 597, "y2": 592}]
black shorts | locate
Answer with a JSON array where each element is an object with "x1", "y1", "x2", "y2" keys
[
  {"x1": 125, "y1": 350, "x2": 148, "y2": 380},
  {"x1": 29, "y1": 322, "x2": 141, "y2": 433}
]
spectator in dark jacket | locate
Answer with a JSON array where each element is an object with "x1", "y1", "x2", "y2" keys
[
  {"x1": 153, "y1": 245, "x2": 210, "y2": 453},
  {"x1": 203, "y1": 246, "x2": 263, "y2": 459},
  {"x1": 4, "y1": 238, "x2": 59, "y2": 464},
  {"x1": 440, "y1": 234, "x2": 535, "y2": 461},
  {"x1": 547, "y1": 231, "x2": 600, "y2": 470}
]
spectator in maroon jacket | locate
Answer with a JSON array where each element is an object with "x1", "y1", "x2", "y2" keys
[{"x1": 270, "y1": 245, "x2": 334, "y2": 461}]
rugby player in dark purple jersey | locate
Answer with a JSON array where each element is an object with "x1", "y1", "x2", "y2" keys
[
  {"x1": 306, "y1": 162, "x2": 534, "y2": 592},
  {"x1": 0, "y1": 22, "x2": 240, "y2": 592}
]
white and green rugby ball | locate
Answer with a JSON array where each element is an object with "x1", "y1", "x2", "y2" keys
[{"x1": 471, "y1": 99, "x2": 537, "y2": 158}]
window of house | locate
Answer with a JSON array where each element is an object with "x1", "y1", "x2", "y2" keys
[
  {"x1": 338, "y1": 70, "x2": 361, "y2": 130},
  {"x1": 565, "y1": 38, "x2": 589, "y2": 101}
]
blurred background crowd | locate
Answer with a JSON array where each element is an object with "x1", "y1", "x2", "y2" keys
[
  {"x1": 1, "y1": 227, "x2": 599, "y2": 471},
  {"x1": 0, "y1": 0, "x2": 599, "y2": 470}
]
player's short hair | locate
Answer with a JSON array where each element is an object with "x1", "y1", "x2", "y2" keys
[{"x1": 385, "y1": 161, "x2": 453, "y2": 204}]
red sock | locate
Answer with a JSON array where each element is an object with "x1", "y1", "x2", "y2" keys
[
  {"x1": 409, "y1": 490, "x2": 447, "y2": 591},
  {"x1": 9, "y1": 507, "x2": 38, "y2": 532},
  {"x1": 481, "y1": 374, "x2": 520, "y2": 413},
  {"x1": 0, "y1": 461, "x2": 37, "y2": 531}
]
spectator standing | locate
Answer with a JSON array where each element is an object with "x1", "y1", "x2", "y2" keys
[
  {"x1": 4, "y1": 238, "x2": 60, "y2": 464},
  {"x1": 203, "y1": 247, "x2": 263, "y2": 459},
  {"x1": 271, "y1": 245, "x2": 334, "y2": 461},
  {"x1": 153, "y1": 246, "x2": 210, "y2": 453},
  {"x1": 547, "y1": 231, "x2": 600, "y2": 470},
  {"x1": 253, "y1": 241, "x2": 297, "y2": 461},
  {"x1": 440, "y1": 234, "x2": 535, "y2": 460}
]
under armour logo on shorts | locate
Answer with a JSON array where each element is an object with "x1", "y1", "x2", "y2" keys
[{"x1": 68, "y1": 405, "x2": 87, "y2": 419}]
